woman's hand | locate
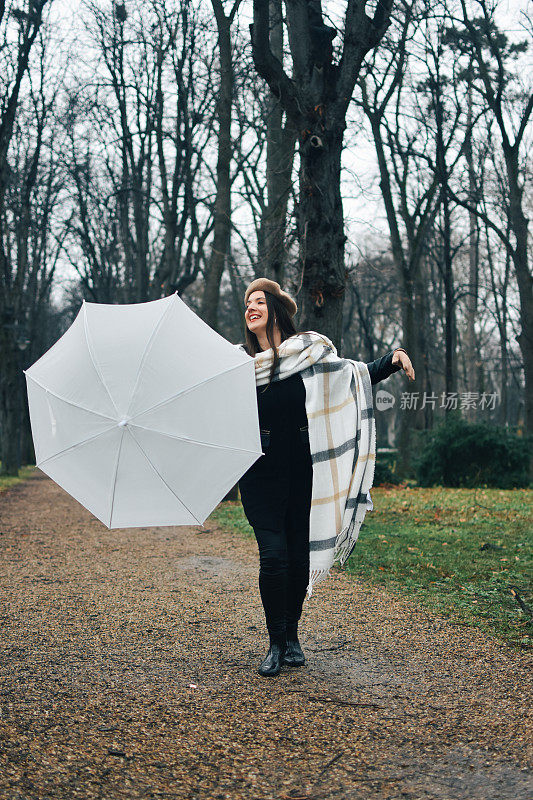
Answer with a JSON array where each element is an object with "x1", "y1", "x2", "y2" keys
[{"x1": 392, "y1": 349, "x2": 415, "y2": 381}]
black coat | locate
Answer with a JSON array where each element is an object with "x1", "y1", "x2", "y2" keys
[{"x1": 238, "y1": 350, "x2": 402, "y2": 530}]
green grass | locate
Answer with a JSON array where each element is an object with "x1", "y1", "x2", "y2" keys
[
  {"x1": 210, "y1": 486, "x2": 533, "y2": 650},
  {"x1": 0, "y1": 465, "x2": 36, "y2": 492}
]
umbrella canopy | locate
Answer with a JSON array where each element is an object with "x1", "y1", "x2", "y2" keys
[{"x1": 24, "y1": 293, "x2": 261, "y2": 529}]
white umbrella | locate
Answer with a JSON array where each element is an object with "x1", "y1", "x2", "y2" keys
[{"x1": 24, "y1": 293, "x2": 261, "y2": 529}]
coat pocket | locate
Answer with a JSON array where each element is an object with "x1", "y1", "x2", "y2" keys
[
  {"x1": 299, "y1": 425, "x2": 310, "y2": 447},
  {"x1": 260, "y1": 428, "x2": 271, "y2": 450}
]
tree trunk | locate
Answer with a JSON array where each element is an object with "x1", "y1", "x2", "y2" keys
[
  {"x1": 257, "y1": 0, "x2": 296, "y2": 283},
  {"x1": 0, "y1": 1, "x2": 47, "y2": 476},
  {"x1": 442, "y1": 199, "x2": 456, "y2": 401},
  {"x1": 259, "y1": 108, "x2": 296, "y2": 284},
  {"x1": 499, "y1": 244, "x2": 511, "y2": 427},
  {"x1": 363, "y1": 108, "x2": 432, "y2": 477},
  {"x1": 458, "y1": 0, "x2": 533, "y2": 476},
  {"x1": 133, "y1": 168, "x2": 151, "y2": 302},
  {"x1": 20, "y1": 391, "x2": 35, "y2": 466},
  {"x1": 201, "y1": 1, "x2": 234, "y2": 331},
  {"x1": 395, "y1": 269, "x2": 424, "y2": 478},
  {"x1": 464, "y1": 78, "x2": 479, "y2": 421},
  {"x1": 297, "y1": 122, "x2": 346, "y2": 351},
  {"x1": 250, "y1": 0, "x2": 394, "y2": 350},
  {"x1": 500, "y1": 300, "x2": 509, "y2": 427},
  {"x1": 503, "y1": 145, "x2": 533, "y2": 472},
  {"x1": 435, "y1": 92, "x2": 456, "y2": 400},
  {"x1": 0, "y1": 330, "x2": 22, "y2": 475}
]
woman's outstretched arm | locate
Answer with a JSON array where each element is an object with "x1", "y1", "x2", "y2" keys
[{"x1": 366, "y1": 348, "x2": 415, "y2": 385}]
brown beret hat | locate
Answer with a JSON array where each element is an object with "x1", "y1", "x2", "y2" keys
[{"x1": 244, "y1": 278, "x2": 298, "y2": 318}]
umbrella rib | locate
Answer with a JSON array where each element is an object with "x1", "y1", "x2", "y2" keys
[
  {"x1": 129, "y1": 360, "x2": 251, "y2": 422},
  {"x1": 25, "y1": 374, "x2": 117, "y2": 423},
  {"x1": 36, "y1": 424, "x2": 119, "y2": 469},
  {"x1": 125, "y1": 293, "x2": 176, "y2": 419},
  {"x1": 108, "y1": 427, "x2": 126, "y2": 528},
  {"x1": 125, "y1": 426, "x2": 203, "y2": 525},
  {"x1": 129, "y1": 422, "x2": 261, "y2": 456},
  {"x1": 83, "y1": 303, "x2": 120, "y2": 418}
]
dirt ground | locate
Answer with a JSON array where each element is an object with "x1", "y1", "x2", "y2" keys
[{"x1": 0, "y1": 471, "x2": 531, "y2": 800}]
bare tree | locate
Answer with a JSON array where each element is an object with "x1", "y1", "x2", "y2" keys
[
  {"x1": 85, "y1": 0, "x2": 159, "y2": 301},
  {"x1": 201, "y1": 0, "x2": 243, "y2": 330},
  {"x1": 464, "y1": 68, "x2": 480, "y2": 419},
  {"x1": 256, "y1": 0, "x2": 296, "y2": 283},
  {"x1": 357, "y1": 2, "x2": 484, "y2": 472},
  {"x1": 451, "y1": 1, "x2": 533, "y2": 473},
  {"x1": 152, "y1": 0, "x2": 216, "y2": 296},
  {"x1": 250, "y1": 0, "x2": 394, "y2": 350},
  {"x1": 63, "y1": 110, "x2": 124, "y2": 303},
  {"x1": 0, "y1": 4, "x2": 61, "y2": 475},
  {"x1": 342, "y1": 250, "x2": 402, "y2": 447},
  {"x1": 67, "y1": 0, "x2": 216, "y2": 303},
  {"x1": 358, "y1": 5, "x2": 441, "y2": 474}
]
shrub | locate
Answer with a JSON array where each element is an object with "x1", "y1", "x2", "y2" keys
[
  {"x1": 373, "y1": 450, "x2": 402, "y2": 485},
  {"x1": 413, "y1": 412, "x2": 531, "y2": 488}
]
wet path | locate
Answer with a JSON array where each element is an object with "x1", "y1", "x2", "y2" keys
[{"x1": 0, "y1": 472, "x2": 531, "y2": 799}]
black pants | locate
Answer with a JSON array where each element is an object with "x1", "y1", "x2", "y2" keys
[
  {"x1": 253, "y1": 500, "x2": 310, "y2": 642},
  {"x1": 239, "y1": 427, "x2": 313, "y2": 644}
]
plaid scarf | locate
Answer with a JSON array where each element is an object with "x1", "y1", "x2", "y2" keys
[{"x1": 241, "y1": 331, "x2": 376, "y2": 597}]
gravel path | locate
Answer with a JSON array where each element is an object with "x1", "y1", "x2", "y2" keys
[{"x1": 1, "y1": 472, "x2": 531, "y2": 800}]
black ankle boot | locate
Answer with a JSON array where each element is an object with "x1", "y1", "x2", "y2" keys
[
  {"x1": 258, "y1": 642, "x2": 286, "y2": 677},
  {"x1": 283, "y1": 624, "x2": 305, "y2": 667}
]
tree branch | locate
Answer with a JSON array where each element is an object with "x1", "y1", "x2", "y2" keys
[
  {"x1": 336, "y1": 0, "x2": 394, "y2": 114},
  {"x1": 516, "y1": 91, "x2": 533, "y2": 148},
  {"x1": 447, "y1": 184, "x2": 513, "y2": 258},
  {"x1": 250, "y1": 0, "x2": 300, "y2": 123}
]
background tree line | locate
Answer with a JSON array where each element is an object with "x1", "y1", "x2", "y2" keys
[{"x1": 0, "y1": 0, "x2": 531, "y2": 480}]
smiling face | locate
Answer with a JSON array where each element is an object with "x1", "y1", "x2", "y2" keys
[{"x1": 245, "y1": 290, "x2": 269, "y2": 336}]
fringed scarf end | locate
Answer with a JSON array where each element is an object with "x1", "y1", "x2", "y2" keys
[{"x1": 306, "y1": 568, "x2": 330, "y2": 599}]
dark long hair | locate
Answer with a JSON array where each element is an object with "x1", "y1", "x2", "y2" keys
[{"x1": 243, "y1": 291, "x2": 298, "y2": 388}]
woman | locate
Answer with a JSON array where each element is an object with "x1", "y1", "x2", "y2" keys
[{"x1": 237, "y1": 278, "x2": 415, "y2": 677}]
